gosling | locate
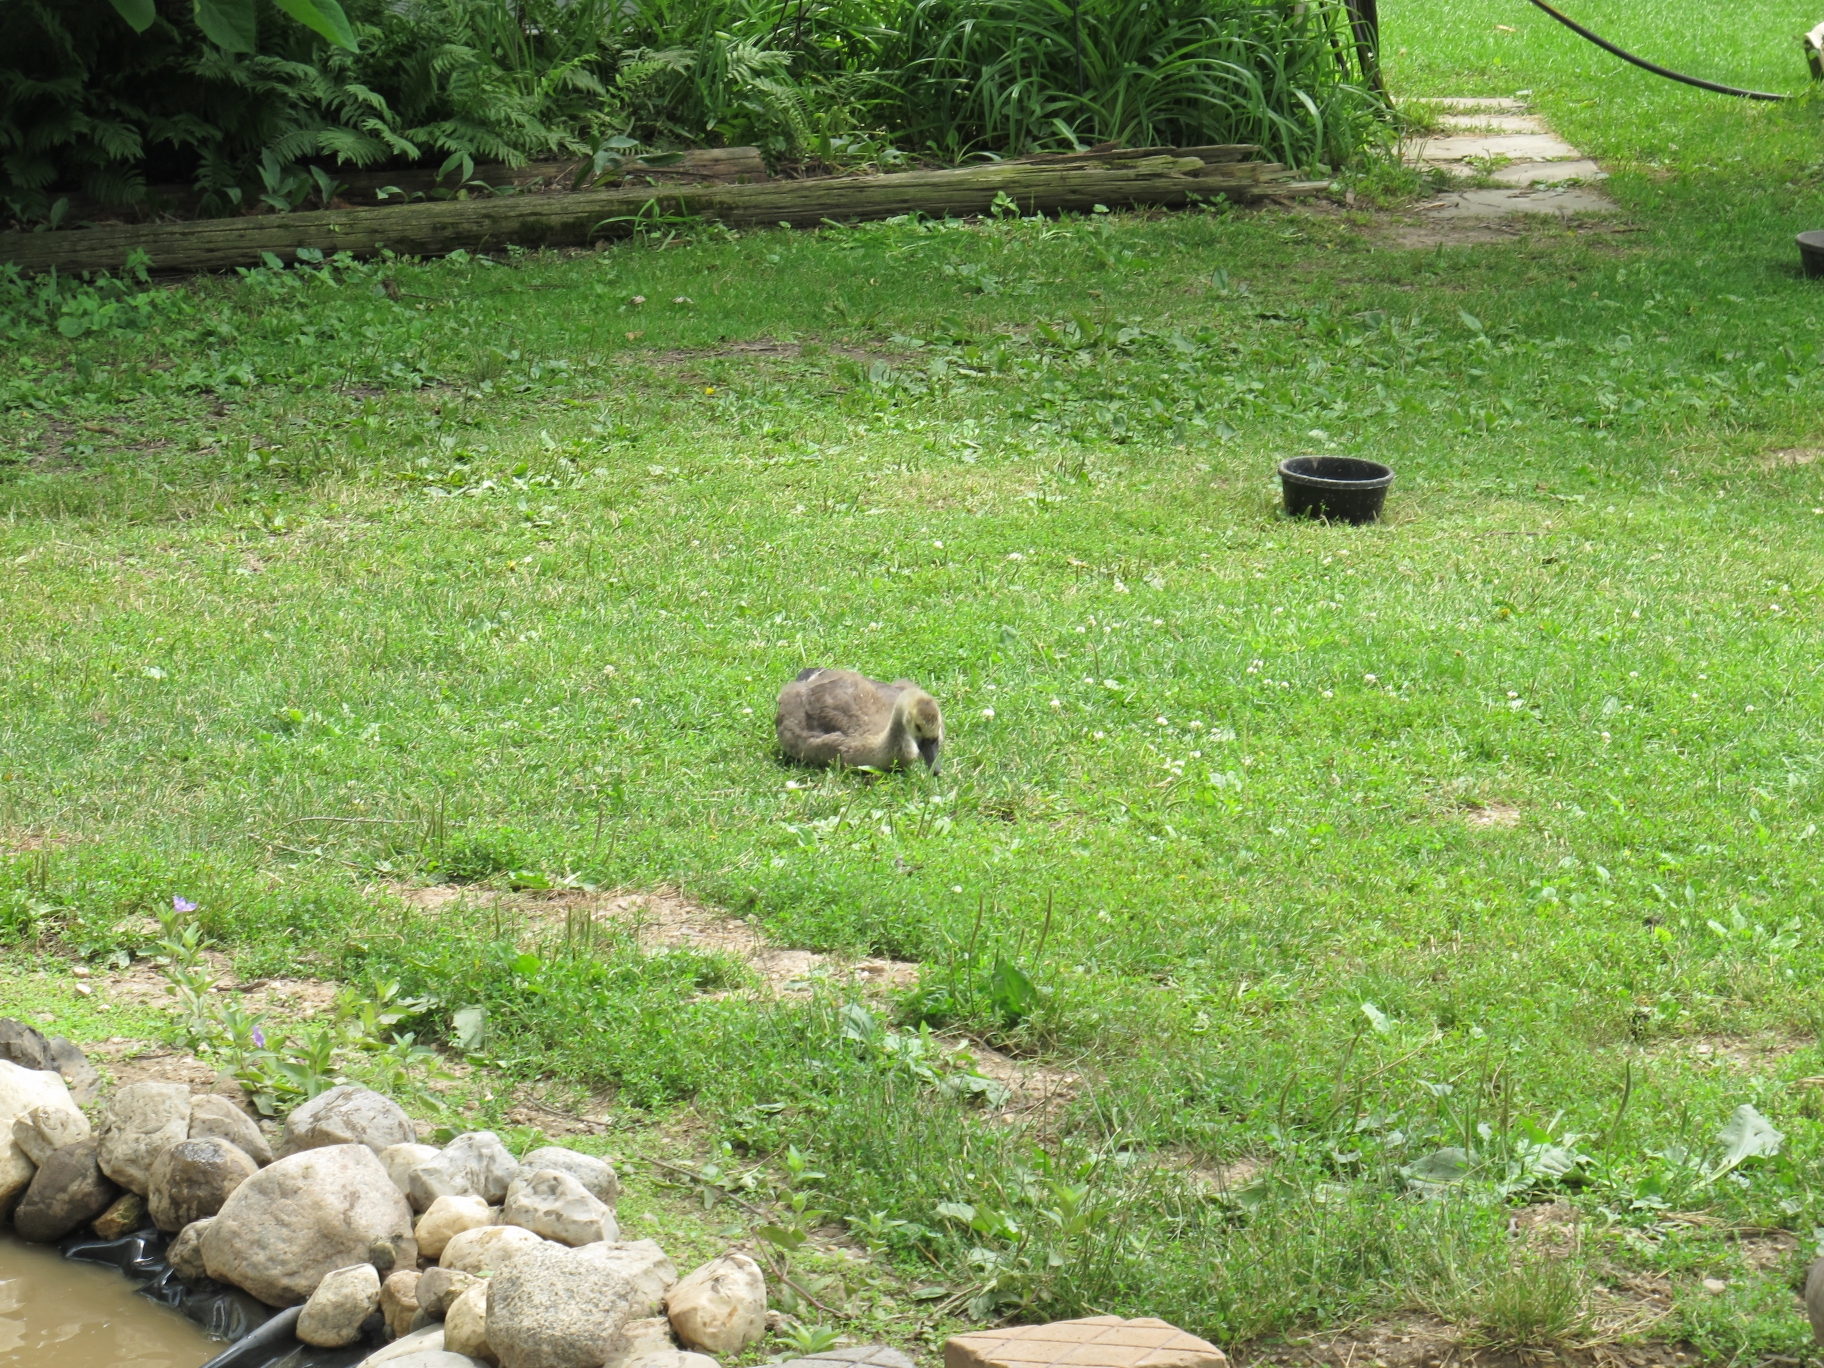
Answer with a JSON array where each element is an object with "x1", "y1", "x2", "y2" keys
[{"x1": 775, "y1": 668, "x2": 945, "y2": 775}]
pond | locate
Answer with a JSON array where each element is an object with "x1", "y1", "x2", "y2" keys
[{"x1": 0, "y1": 1228, "x2": 218, "y2": 1367}]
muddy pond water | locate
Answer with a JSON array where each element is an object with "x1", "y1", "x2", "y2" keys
[{"x1": 0, "y1": 1228, "x2": 219, "y2": 1367}]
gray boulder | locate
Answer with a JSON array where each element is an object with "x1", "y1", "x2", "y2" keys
[
  {"x1": 408, "y1": 1131, "x2": 518, "y2": 1210},
  {"x1": 0, "y1": 1019, "x2": 53, "y2": 1071},
  {"x1": 371, "y1": 1354, "x2": 484, "y2": 1368},
  {"x1": 95, "y1": 1081, "x2": 192, "y2": 1196},
  {"x1": 190, "y1": 1093, "x2": 274, "y2": 1166},
  {"x1": 0, "y1": 1059, "x2": 84, "y2": 1213},
  {"x1": 12, "y1": 1139, "x2": 118, "y2": 1243},
  {"x1": 382, "y1": 1141, "x2": 441, "y2": 1198},
  {"x1": 149, "y1": 1136, "x2": 259, "y2": 1232},
  {"x1": 487, "y1": 1241, "x2": 640, "y2": 1368},
  {"x1": 201, "y1": 1144, "x2": 419, "y2": 1306},
  {"x1": 298, "y1": 1263, "x2": 384, "y2": 1348},
  {"x1": 359, "y1": 1326, "x2": 446, "y2": 1365},
  {"x1": 169, "y1": 1217, "x2": 212, "y2": 1281},
  {"x1": 602, "y1": 1315, "x2": 676, "y2": 1368},
  {"x1": 13, "y1": 1102, "x2": 90, "y2": 1167},
  {"x1": 500, "y1": 1170, "x2": 617, "y2": 1247},
  {"x1": 514, "y1": 1148, "x2": 618, "y2": 1206},
  {"x1": 419, "y1": 1267, "x2": 485, "y2": 1318},
  {"x1": 577, "y1": 1242, "x2": 675, "y2": 1318},
  {"x1": 45, "y1": 1037, "x2": 101, "y2": 1106},
  {"x1": 278, "y1": 1085, "x2": 417, "y2": 1159},
  {"x1": 441, "y1": 1225, "x2": 547, "y2": 1276}
]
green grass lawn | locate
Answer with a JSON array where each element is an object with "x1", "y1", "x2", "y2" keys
[{"x1": 6, "y1": 1, "x2": 1824, "y2": 1357}]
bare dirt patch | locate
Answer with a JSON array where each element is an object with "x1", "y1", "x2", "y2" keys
[
  {"x1": 1237, "y1": 1310, "x2": 1696, "y2": 1368},
  {"x1": 392, "y1": 883, "x2": 920, "y2": 998},
  {"x1": 968, "y1": 1041, "x2": 1083, "y2": 1124},
  {"x1": 1761, "y1": 447, "x2": 1824, "y2": 470},
  {"x1": 1464, "y1": 801, "x2": 1521, "y2": 829},
  {"x1": 1643, "y1": 1032, "x2": 1812, "y2": 1073}
]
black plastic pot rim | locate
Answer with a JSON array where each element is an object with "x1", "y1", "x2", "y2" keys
[{"x1": 1276, "y1": 458, "x2": 1394, "y2": 491}]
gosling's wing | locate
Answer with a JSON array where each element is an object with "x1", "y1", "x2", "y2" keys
[
  {"x1": 796, "y1": 669, "x2": 893, "y2": 740},
  {"x1": 777, "y1": 670, "x2": 845, "y2": 763}
]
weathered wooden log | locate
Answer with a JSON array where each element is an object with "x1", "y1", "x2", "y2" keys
[{"x1": 0, "y1": 153, "x2": 1316, "y2": 276}]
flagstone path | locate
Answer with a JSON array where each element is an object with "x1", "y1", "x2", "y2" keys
[{"x1": 1406, "y1": 96, "x2": 1618, "y2": 219}]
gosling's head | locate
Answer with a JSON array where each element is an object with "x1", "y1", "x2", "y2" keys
[{"x1": 899, "y1": 690, "x2": 945, "y2": 774}]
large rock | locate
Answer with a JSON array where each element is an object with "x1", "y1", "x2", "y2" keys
[
  {"x1": 149, "y1": 1136, "x2": 259, "y2": 1232},
  {"x1": 417, "y1": 1194, "x2": 496, "y2": 1259},
  {"x1": 628, "y1": 1353, "x2": 718, "y2": 1368},
  {"x1": 501, "y1": 1170, "x2": 617, "y2": 1248},
  {"x1": 373, "y1": 1354, "x2": 482, "y2": 1368},
  {"x1": 91, "y1": 1190, "x2": 146, "y2": 1238},
  {"x1": 362, "y1": 1326, "x2": 446, "y2": 1365},
  {"x1": 441, "y1": 1224, "x2": 547, "y2": 1276},
  {"x1": 0, "y1": 1059, "x2": 84, "y2": 1213},
  {"x1": 190, "y1": 1094, "x2": 274, "y2": 1166},
  {"x1": 0, "y1": 1019, "x2": 53, "y2": 1071},
  {"x1": 419, "y1": 1267, "x2": 483, "y2": 1319},
  {"x1": 13, "y1": 1102, "x2": 90, "y2": 1167},
  {"x1": 486, "y1": 1241, "x2": 640, "y2": 1368},
  {"x1": 44, "y1": 1037, "x2": 101, "y2": 1106},
  {"x1": 515, "y1": 1148, "x2": 618, "y2": 1207},
  {"x1": 408, "y1": 1132, "x2": 518, "y2": 1211},
  {"x1": 278, "y1": 1085, "x2": 417, "y2": 1159},
  {"x1": 602, "y1": 1316, "x2": 677, "y2": 1368},
  {"x1": 12, "y1": 1139, "x2": 118, "y2": 1243},
  {"x1": 95, "y1": 1081, "x2": 192, "y2": 1197},
  {"x1": 383, "y1": 1142, "x2": 441, "y2": 1198},
  {"x1": 299, "y1": 1263, "x2": 384, "y2": 1348},
  {"x1": 579, "y1": 1243, "x2": 676, "y2": 1318},
  {"x1": 384, "y1": 1270, "x2": 425, "y2": 1340},
  {"x1": 201, "y1": 1144, "x2": 418, "y2": 1306},
  {"x1": 446, "y1": 1283, "x2": 497, "y2": 1365},
  {"x1": 665, "y1": 1254, "x2": 766, "y2": 1355},
  {"x1": 170, "y1": 1218, "x2": 212, "y2": 1281}
]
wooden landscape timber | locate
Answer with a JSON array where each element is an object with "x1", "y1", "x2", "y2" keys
[{"x1": 0, "y1": 151, "x2": 1325, "y2": 276}]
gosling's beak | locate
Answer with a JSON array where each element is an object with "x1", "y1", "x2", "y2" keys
[{"x1": 918, "y1": 736, "x2": 942, "y2": 775}]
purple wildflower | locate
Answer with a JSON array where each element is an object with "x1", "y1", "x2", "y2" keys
[
  {"x1": 173, "y1": 896, "x2": 197, "y2": 913},
  {"x1": 251, "y1": 1027, "x2": 266, "y2": 1048}
]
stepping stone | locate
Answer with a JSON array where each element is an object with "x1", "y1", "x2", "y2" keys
[
  {"x1": 945, "y1": 1316, "x2": 1226, "y2": 1368},
  {"x1": 1416, "y1": 132, "x2": 1583, "y2": 163},
  {"x1": 784, "y1": 1349, "x2": 917, "y2": 1368},
  {"x1": 1421, "y1": 186, "x2": 1619, "y2": 218},
  {"x1": 1412, "y1": 96, "x2": 1528, "y2": 111},
  {"x1": 1437, "y1": 113, "x2": 1549, "y2": 134},
  {"x1": 1489, "y1": 159, "x2": 1605, "y2": 186}
]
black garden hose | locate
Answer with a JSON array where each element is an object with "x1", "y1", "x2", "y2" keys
[{"x1": 1520, "y1": 0, "x2": 1790, "y2": 100}]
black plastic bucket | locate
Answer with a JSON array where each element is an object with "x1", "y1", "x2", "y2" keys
[
  {"x1": 1278, "y1": 456, "x2": 1394, "y2": 524},
  {"x1": 1799, "y1": 231, "x2": 1824, "y2": 278}
]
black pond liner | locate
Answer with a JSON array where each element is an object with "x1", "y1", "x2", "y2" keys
[
  {"x1": 1277, "y1": 455, "x2": 1395, "y2": 524},
  {"x1": 1800, "y1": 231, "x2": 1824, "y2": 279},
  {"x1": 57, "y1": 1227, "x2": 381, "y2": 1368}
]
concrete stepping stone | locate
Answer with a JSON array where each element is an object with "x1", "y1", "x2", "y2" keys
[
  {"x1": 1416, "y1": 132, "x2": 1583, "y2": 163},
  {"x1": 1420, "y1": 185, "x2": 1619, "y2": 218},
  {"x1": 783, "y1": 1349, "x2": 917, "y2": 1368},
  {"x1": 945, "y1": 1316, "x2": 1227, "y2": 1368},
  {"x1": 1437, "y1": 113, "x2": 1549, "y2": 134},
  {"x1": 1489, "y1": 159, "x2": 1604, "y2": 186},
  {"x1": 1400, "y1": 95, "x2": 1618, "y2": 215}
]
